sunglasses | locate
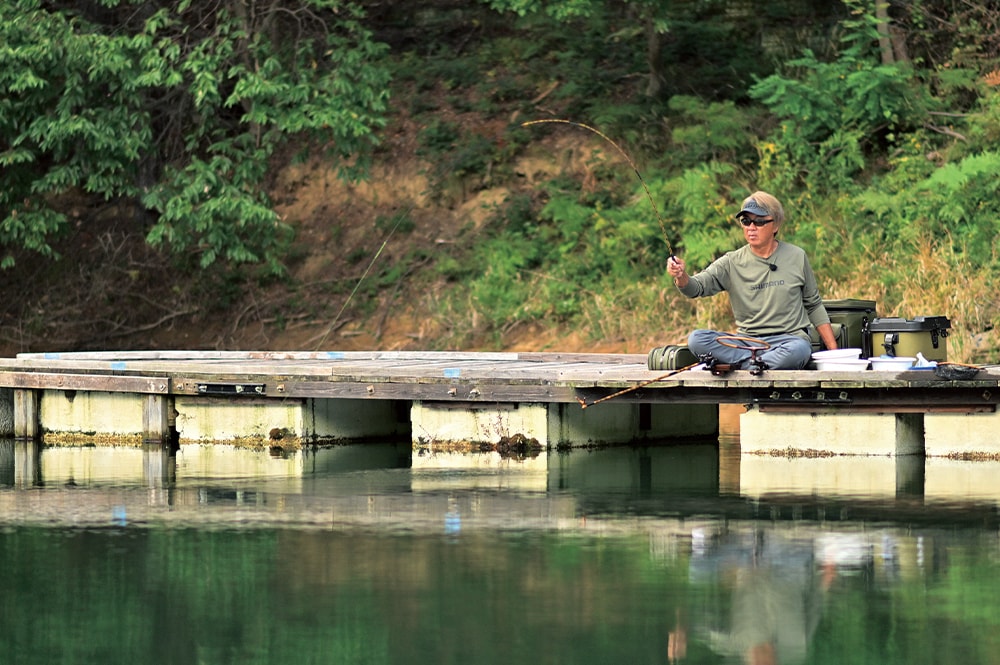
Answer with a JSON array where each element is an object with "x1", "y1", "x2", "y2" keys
[{"x1": 738, "y1": 217, "x2": 773, "y2": 227}]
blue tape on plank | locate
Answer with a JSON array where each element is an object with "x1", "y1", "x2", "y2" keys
[{"x1": 443, "y1": 368, "x2": 461, "y2": 378}]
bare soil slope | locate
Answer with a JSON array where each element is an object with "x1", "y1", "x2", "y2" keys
[{"x1": 0, "y1": 114, "x2": 635, "y2": 357}]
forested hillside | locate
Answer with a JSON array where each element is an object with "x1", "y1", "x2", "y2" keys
[{"x1": 1, "y1": 0, "x2": 998, "y2": 361}]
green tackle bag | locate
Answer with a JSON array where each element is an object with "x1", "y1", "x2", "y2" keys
[{"x1": 647, "y1": 345, "x2": 698, "y2": 371}]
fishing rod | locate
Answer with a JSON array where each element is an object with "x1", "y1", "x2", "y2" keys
[
  {"x1": 524, "y1": 118, "x2": 688, "y2": 410},
  {"x1": 315, "y1": 119, "x2": 677, "y2": 351},
  {"x1": 520, "y1": 118, "x2": 676, "y2": 258},
  {"x1": 576, "y1": 361, "x2": 700, "y2": 409},
  {"x1": 577, "y1": 333, "x2": 772, "y2": 409}
]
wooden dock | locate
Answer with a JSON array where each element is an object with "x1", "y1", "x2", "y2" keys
[{"x1": 0, "y1": 350, "x2": 998, "y2": 455}]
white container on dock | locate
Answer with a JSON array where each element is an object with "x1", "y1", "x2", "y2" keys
[{"x1": 869, "y1": 356, "x2": 916, "y2": 371}]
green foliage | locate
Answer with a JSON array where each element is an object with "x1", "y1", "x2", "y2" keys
[
  {"x1": 417, "y1": 119, "x2": 499, "y2": 191},
  {"x1": 850, "y1": 150, "x2": 1000, "y2": 267},
  {"x1": 748, "y1": 0, "x2": 935, "y2": 194},
  {"x1": 483, "y1": 0, "x2": 602, "y2": 20},
  {"x1": 751, "y1": 50, "x2": 920, "y2": 141},
  {"x1": 0, "y1": 0, "x2": 390, "y2": 270},
  {"x1": 477, "y1": 2, "x2": 648, "y2": 123},
  {"x1": 830, "y1": 86, "x2": 1000, "y2": 273},
  {"x1": 654, "y1": 0, "x2": 814, "y2": 101},
  {"x1": 449, "y1": 167, "x2": 682, "y2": 333},
  {"x1": 417, "y1": 119, "x2": 461, "y2": 156},
  {"x1": 666, "y1": 96, "x2": 758, "y2": 168},
  {"x1": 960, "y1": 86, "x2": 1000, "y2": 150},
  {"x1": 657, "y1": 162, "x2": 744, "y2": 267},
  {"x1": 375, "y1": 210, "x2": 416, "y2": 235},
  {"x1": 4, "y1": 0, "x2": 1000, "y2": 356},
  {"x1": 901, "y1": 1, "x2": 1000, "y2": 77},
  {"x1": 142, "y1": 143, "x2": 288, "y2": 268},
  {"x1": 414, "y1": 0, "x2": 1000, "y2": 358},
  {"x1": 494, "y1": 193, "x2": 538, "y2": 236}
]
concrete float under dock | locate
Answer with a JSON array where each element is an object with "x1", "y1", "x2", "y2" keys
[{"x1": 0, "y1": 350, "x2": 997, "y2": 456}]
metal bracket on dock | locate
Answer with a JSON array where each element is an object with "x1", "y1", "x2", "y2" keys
[
  {"x1": 196, "y1": 383, "x2": 266, "y2": 396},
  {"x1": 754, "y1": 389, "x2": 852, "y2": 405}
]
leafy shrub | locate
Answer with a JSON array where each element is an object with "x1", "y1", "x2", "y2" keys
[
  {"x1": 417, "y1": 119, "x2": 498, "y2": 187},
  {"x1": 666, "y1": 96, "x2": 758, "y2": 168},
  {"x1": 850, "y1": 150, "x2": 1000, "y2": 267},
  {"x1": 375, "y1": 211, "x2": 415, "y2": 235},
  {"x1": 748, "y1": 0, "x2": 932, "y2": 194},
  {"x1": 657, "y1": 162, "x2": 743, "y2": 268},
  {"x1": 417, "y1": 119, "x2": 462, "y2": 157}
]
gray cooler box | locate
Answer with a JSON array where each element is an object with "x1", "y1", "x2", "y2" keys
[
  {"x1": 810, "y1": 299, "x2": 877, "y2": 357},
  {"x1": 868, "y1": 316, "x2": 951, "y2": 361}
]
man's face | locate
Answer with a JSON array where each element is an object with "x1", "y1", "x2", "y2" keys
[{"x1": 739, "y1": 213, "x2": 775, "y2": 250}]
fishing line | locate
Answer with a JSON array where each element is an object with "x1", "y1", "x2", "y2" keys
[
  {"x1": 316, "y1": 120, "x2": 676, "y2": 351},
  {"x1": 310, "y1": 216, "x2": 403, "y2": 350},
  {"x1": 311, "y1": 145, "x2": 468, "y2": 350},
  {"x1": 521, "y1": 118, "x2": 676, "y2": 257}
]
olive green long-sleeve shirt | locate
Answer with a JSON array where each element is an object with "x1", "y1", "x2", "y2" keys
[{"x1": 676, "y1": 242, "x2": 831, "y2": 337}]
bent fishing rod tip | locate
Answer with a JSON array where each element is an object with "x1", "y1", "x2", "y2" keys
[{"x1": 520, "y1": 117, "x2": 678, "y2": 257}]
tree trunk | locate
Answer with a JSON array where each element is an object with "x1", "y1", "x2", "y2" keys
[
  {"x1": 645, "y1": 19, "x2": 665, "y2": 98},
  {"x1": 876, "y1": 1, "x2": 894, "y2": 65}
]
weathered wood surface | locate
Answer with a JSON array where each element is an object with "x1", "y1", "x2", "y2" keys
[{"x1": 0, "y1": 351, "x2": 997, "y2": 410}]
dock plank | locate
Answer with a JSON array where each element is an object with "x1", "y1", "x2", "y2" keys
[
  {"x1": 0, "y1": 371, "x2": 169, "y2": 394},
  {"x1": 0, "y1": 352, "x2": 997, "y2": 407}
]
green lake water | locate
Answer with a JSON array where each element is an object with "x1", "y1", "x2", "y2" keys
[{"x1": 1, "y1": 438, "x2": 999, "y2": 664}]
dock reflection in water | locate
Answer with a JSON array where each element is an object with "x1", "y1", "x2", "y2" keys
[{"x1": 2, "y1": 437, "x2": 1000, "y2": 665}]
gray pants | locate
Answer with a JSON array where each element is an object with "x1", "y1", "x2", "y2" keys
[{"x1": 688, "y1": 330, "x2": 812, "y2": 370}]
